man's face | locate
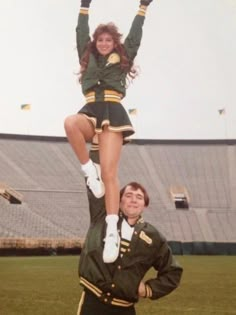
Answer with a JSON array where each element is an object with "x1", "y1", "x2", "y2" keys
[{"x1": 120, "y1": 185, "x2": 146, "y2": 220}]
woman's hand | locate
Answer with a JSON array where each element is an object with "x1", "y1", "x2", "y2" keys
[
  {"x1": 140, "y1": 0, "x2": 153, "y2": 6},
  {"x1": 81, "y1": 0, "x2": 92, "y2": 8}
]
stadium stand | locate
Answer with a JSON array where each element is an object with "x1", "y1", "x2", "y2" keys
[{"x1": 0, "y1": 134, "x2": 236, "y2": 255}]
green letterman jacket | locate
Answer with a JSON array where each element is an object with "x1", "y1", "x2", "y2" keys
[
  {"x1": 79, "y1": 152, "x2": 183, "y2": 307},
  {"x1": 76, "y1": 6, "x2": 146, "y2": 97}
]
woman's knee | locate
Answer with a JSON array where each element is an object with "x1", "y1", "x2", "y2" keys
[
  {"x1": 64, "y1": 115, "x2": 78, "y2": 133},
  {"x1": 64, "y1": 114, "x2": 95, "y2": 141}
]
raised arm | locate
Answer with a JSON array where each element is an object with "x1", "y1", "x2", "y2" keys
[
  {"x1": 124, "y1": 0, "x2": 154, "y2": 61},
  {"x1": 76, "y1": 0, "x2": 92, "y2": 60}
]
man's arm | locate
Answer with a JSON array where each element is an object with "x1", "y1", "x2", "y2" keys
[
  {"x1": 76, "y1": 0, "x2": 92, "y2": 60},
  {"x1": 123, "y1": 0, "x2": 154, "y2": 61},
  {"x1": 142, "y1": 241, "x2": 183, "y2": 300}
]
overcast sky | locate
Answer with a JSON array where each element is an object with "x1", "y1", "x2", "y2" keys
[{"x1": 0, "y1": 0, "x2": 235, "y2": 139}]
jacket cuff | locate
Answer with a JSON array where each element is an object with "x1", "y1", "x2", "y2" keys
[
  {"x1": 80, "y1": 7, "x2": 89, "y2": 15},
  {"x1": 145, "y1": 284, "x2": 153, "y2": 298},
  {"x1": 138, "y1": 5, "x2": 147, "y2": 16}
]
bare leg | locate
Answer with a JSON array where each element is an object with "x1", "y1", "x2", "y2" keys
[
  {"x1": 64, "y1": 113, "x2": 94, "y2": 164},
  {"x1": 98, "y1": 128, "x2": 123, "y2": 215},
  {"x1": 99, "y1": 128, "x2": 123, "y2": 263},
  {"x1": 64, "y1": 114, "x2": 105, "y2": 198}
]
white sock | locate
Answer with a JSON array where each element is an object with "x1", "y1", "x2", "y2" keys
[
  {"x1": 121, "y1": 219, "x2": 134, "y2": 241},
  {"x1": 105, "y1": 214, "x2": 119, "y2": 235},
  {"x1": 81, "y1": 159, "x2": 94, "y2": 177}
]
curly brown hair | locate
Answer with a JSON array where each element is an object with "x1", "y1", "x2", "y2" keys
[{"x1": 79, "y1": 22, "x2": 137, "y2": 82}]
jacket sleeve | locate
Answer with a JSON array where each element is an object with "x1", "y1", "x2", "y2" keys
[
  {"x1": 123, "y1": 5, "x2": 147, "y2": 61},
  {"x1": 76, "y1": 7, "x2": 91, "y2": 60},
  {"x1": 145, "y1": 240, "x2": 183, "y2": 300}
]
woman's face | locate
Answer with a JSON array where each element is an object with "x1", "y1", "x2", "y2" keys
[{"x1": 96, "y1": 32, "x2": 115, "y2": 56}]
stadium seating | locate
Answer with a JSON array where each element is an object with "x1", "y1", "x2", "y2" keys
[{"x1": 0, "y1": 135, "x2": 236, "y2": 253}]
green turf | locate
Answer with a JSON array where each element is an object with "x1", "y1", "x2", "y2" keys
[{"x1": 0, "y1": 255, "x2": 236, "y2": 315}]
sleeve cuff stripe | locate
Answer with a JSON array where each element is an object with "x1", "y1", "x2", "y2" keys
[
  {"x1": 80, "y1": 8, "x2": 89, "y2": 14},
  {"x1": 146, "y1": 285, "x2": 152, "y2": 298},
  {"x1": 138, "y1": 8, "x2": 147, "y2": 16}
]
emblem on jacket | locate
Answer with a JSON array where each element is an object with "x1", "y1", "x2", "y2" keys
[
  {"x1": 139, "y1": 231, "x2": 152, "y2": 245},
  {"x1": 106, "y1": 53, "x2": 120, "y2": 66}
]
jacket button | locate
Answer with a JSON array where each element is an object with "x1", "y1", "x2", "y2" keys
[
  {"x1": 104, "y1": 298, "x2": 108, "y2": 302},
  {"x1": 107, "y1": 292, "x2": 111, "y2": 296},
  {"x1": 118, "y1": 265, "x2": 121, "y2": 270},
  {"x1": 97, "y1": 80, "x2": 101, "y2": 85},
  {"x1": 111, "y1": 284, "x2": 115, "y2": 288}
]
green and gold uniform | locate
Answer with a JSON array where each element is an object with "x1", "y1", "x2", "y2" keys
[
  {"x1": 76, "y1": 5, "x2": 148, "y2": 141},
  {"x1": 77, "y1": 150, "x2": 183, "y2": 315}
]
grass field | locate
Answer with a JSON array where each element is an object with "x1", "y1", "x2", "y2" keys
[{"x1": 0, "y1": 255, "x2": 236, "y2": 315}]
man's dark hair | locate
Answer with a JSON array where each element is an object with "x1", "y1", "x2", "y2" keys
[{"x1": 120, "y1": 182, "x2": 150, "y2": 207}]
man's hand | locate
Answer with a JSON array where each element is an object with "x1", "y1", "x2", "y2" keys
[
  {"x1": 138, "y1": 281, "x2": 146, "y2": 298},
  {"x1": 140, "y1": 0, "x2": 153, "y2": 6},
  {"x1": 81, "y1": 0, "x2": 92, "y2": 8}
]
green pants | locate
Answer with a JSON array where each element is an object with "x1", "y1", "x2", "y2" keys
[{"x1": 77, "y1": 289, "x2": 136, "y2": 315}]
